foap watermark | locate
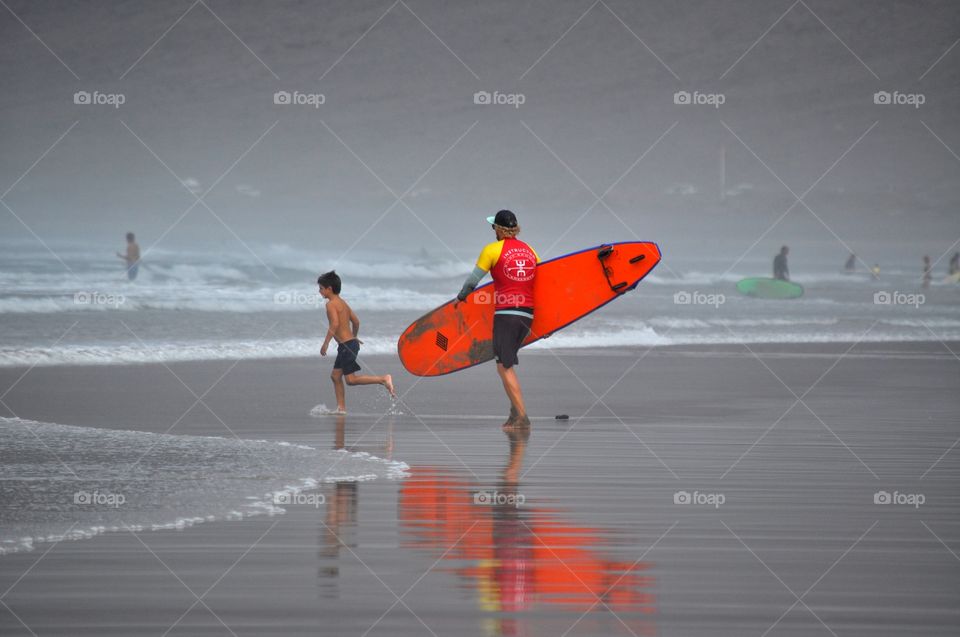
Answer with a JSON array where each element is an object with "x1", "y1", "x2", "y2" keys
[
  {"x1": 274, "y1": 290, "x2": 322, "y2": 307},
  {"x1": 674, "y1": 490, "x2": 725, "y2": 508},
  {"x1": 274, "y1": 90, "x2": 326, "y2": 108},
  {"x1": 473, "y1": 490, "x2": 525, "y2": 507},
  {"x1": 873, "y1": 90, "x2": 925, "y2": 109},
  {"x1": 473, "y1": 90, "x2": 525, "y2": 108},
  {"x1": 74, "y1": 291, "x2": 125, "y2": 308},
  {"x1": 274, "y1": 492, "x2": 326, "y2": 507},
  {"x1": 74, "y1": 90, "x2": 126, "y2": 108},
  {"x1": 674, "y1": 290, "x2": 725, "y2": 307},
  {"x1": 74, "y1": 490, "x2": 126, "y2": 508},
  {"x1": 874, "y1": 490, "x2": 924, "y2": 508},
  {"x1": 874, "y1": 291, "x2": 924, "y2": 307},
  {"x1": 474, "y1": 290, "x2": 527, "y2": 306},
  {"x1": 674, "y1": 90, "x2": 725, "y2": 108}
]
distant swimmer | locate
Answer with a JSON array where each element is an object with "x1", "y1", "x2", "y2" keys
[
  {"x1": 844, "y1": 253, "x2": 856, "y2": 272},
  {"x1": 116, "y1": 232, "x2": 140, "y2": 280},
  {"x1": 773, "y1": 245, "x2": 790, "y2": 281},
  {"x1": 949, "y1": 252, "x2": 959, "y2": 276},
  {"x1": 318, "y1": 270, "x2": 396, "y2": 414},
  {"x1": 922, "y1": 255, "x2": 932, "y2": 289},
  {"x1": 871, "y1": 264, "x2": 881, "y2": 280},
  {"x1": 456, "y1": 209, "x2": 539, "y2": 431}
]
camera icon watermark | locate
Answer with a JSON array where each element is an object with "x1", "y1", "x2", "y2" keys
[
  {"x1": 674, "y1": 290, "x2": 725, "y2": 308},
  {"x1": 473, "y1": 90, "x2": 526, "y2": 109},
  {"x1": 74, "y1": 490, "x2": 126, "y2": 508},
  {"x1": 873, "y1": 90, "x2": 924, "y2": 108},
  {"x1": 274, "y1": 290, "x2": 321, "y2": 307},
  {"x1": 874, "y1": 490, "x2": 924, "y2": 508},
  {"x1": 273, "y1": 492, "x2": 326, "y2": 507},
  {"x1": 73, "y1": 90, "x2": 126, "y2": 108},
  {"x1": 873, "y1": 290, "x2": 924, "y2": 308},
  {"x1": 473, "y1": 490, "x2": 525, "y2": 507},
  {"x1": 74, "y1": 291, "x2": 126, "y2": 308},
  {"x1": 673, "y1": 490, "x2": 725, "y2": 508},
  {"x1": 273, "y1": 90, "x2": 325, "y2": 108},
  {"x1": 673, "y1": 90, "x2": 725, "y2": 108},
  {"x1": 473, "y1": 290, "x2": 524, "y2": 306}
]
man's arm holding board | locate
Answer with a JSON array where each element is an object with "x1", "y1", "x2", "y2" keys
[{"x1": 456, "y1": 242, "x2": 501, "y2": 304}]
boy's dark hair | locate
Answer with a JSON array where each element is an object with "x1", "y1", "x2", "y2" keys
[
  {"x1": 126, "y1": 232, "x2": 135, "y2": 242},
  {"x1": 317, "y1": 270, "x2": 341, "y2": 294}
]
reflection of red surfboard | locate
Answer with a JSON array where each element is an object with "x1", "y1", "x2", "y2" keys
[{"x1": 398, "y1": 241, "x2": 661, "y2": 376}]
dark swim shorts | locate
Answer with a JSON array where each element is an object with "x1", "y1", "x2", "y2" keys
[
  {"x1": 493, "y1": 313, "x2": 533, "y2": 369},
  {"x1": 334, "y1": 339, "x2": 361, "y2": 375}
]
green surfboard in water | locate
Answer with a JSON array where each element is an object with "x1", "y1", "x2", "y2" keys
[{"x1": 736, "y1": 277, "x2": 804, "y2": 299}]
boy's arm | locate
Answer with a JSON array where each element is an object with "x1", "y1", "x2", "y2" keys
[
  {"x1": 349, "y1": 307, "x2": 360, "y2": 338},
  {"x1": 321, "y1": 303, "x2": 339, "y2": 354}
]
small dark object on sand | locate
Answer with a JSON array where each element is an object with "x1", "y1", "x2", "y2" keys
[{"x1": 555, "y1": 414, "x2": 569, "y2": 420}]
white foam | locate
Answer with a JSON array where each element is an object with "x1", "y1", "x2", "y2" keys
[{"x1": 0, "y1": 417, "x2": 409, "y2": 556}]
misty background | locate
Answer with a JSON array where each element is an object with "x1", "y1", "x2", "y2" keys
[{"x1": 2, "y1": 0, "x2": 958, "y2": 267}]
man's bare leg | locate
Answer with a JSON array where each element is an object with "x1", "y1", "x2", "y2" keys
[
  {"x1": 330, "y1": 370, "x2": 347, "y2": 413},
  {"x1": 344, "y1": 373, "x2": 396, "y2": 397},
  {"x1": 497, "y1": 363, "x2": 530, "y2": 430}
]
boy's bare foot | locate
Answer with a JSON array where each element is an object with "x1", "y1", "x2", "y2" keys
[
  {"x1": 335, "y1": 406, "x2": 347, "y2": 414},
  {"x1": 383, "y1": 374, "x2": 397, "y2": 398}
]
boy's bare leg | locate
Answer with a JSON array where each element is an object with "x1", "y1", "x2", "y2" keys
[
  {"x1": 344, "y1": 373, "x2": 397, "y2": 397},
  {"x1": 330, "y1": 370, "x2": 347, "y2": 413},
  {"x1": 497, "y1": 363, "x2": 529, "y2": 430}
]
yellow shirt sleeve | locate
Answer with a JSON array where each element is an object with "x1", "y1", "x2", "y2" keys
[{"x1": 475, "y1": 241, "x2": 503, "y2": 272}]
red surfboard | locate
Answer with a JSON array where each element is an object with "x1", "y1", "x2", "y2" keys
[{"x1": 398, "y1": 241, "x2": 661, "y2": 376}]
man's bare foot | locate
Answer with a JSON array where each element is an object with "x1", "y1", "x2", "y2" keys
[
  {"x1": 383, "y1": 374, "x2": 397, "y2": 398},
  {"x1": 335, "y1": 407, "x2": 347, "y2": 414},
  {"x1": 502, "y1": 413, "x2": 531, "y2": 432}
]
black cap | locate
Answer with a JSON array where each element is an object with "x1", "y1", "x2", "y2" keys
[{"x1": 486, "y1": 209, "x2": 518, "y2": 228}]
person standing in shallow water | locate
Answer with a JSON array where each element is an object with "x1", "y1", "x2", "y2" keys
[
  {"x1": 117, "y1": 232, "x2": 140, "y2": 280},
  {"x1": 456, "y1": 210, "x2": 539, "y2": 431},
  {"x1": 922, "y1": 255, "x2": 932, "y2": 289},
  {"x1": 773, "y1": 245, "x2": 790, "y2": 281}
]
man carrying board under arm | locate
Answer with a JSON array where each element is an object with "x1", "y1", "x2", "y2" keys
[{"x1": 456, "y1": 210, "x2": 539, "y2": 430}]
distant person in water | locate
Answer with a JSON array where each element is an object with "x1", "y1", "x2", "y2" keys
[
  {"x1": 456, "y1": 210, "x2": 539, "y2": 431},
  {"x1": 922, "y1": 255, "x2": 932, "y2": 289},
  {"x1": 844, "y1": 253, "x2": 856, "y2": 272},
  {"x1": 870, "y1": 264, "x2": 881, "y2": 280},
  {"x1": 116, "y1": 232, "x2": 140, "y2": 280},
  {"x1": 773, "y1": 245, "x2": 790, "y2": 281},
  {"x1": 318, "y1": 270, "x2": 395, "y2": 414},
  {"x1": 949, "y1": 252, "x2": 959, "y2": 276}
]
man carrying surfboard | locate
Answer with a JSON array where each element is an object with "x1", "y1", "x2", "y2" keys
[{"x1": 456, "y1": 210, "x2": 539, "y2": 430}]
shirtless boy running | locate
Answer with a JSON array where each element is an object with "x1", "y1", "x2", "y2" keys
[{"x1": 318, "y1": 270, "x2": 396, "y2": 413}]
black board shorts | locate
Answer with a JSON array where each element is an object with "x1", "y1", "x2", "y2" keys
[
  {"x1": 334, "y1": 339, "x2": 361, "y2": 375},
  {"x1": 493, "y1": 313, "x2": 533, "y2": 369}
]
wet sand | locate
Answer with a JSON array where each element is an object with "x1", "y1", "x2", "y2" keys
[{"x1": 1, "y1": 342, "x2": 959, "y2": 636}]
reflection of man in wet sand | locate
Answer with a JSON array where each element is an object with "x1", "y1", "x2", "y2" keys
[
  {"x1": 397, "y1": 432, "x2": 656, "y2": 633},
  {"x1": 116, "y1": 232, "x2": 140, "y2": 280},
  {"x1": 493, "y1": 426, "x2": 534, "y2": 621}
]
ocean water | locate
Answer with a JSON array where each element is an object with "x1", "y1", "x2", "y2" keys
[
  {"x1": 0, "y1": 417, "x2": 409, "y2": 556},
  {"x1": 0, "y1": 239, "x2": 958, "y2": 367}
]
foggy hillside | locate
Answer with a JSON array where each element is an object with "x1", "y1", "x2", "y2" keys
[{"x1": 2, "y1": 0, "x2": 958, "y2": 264}]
